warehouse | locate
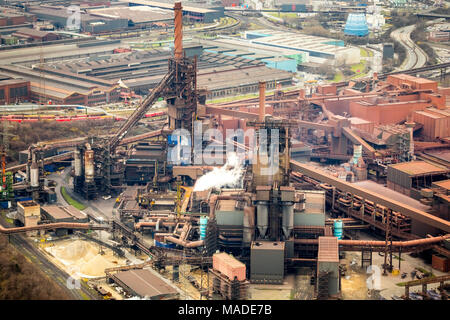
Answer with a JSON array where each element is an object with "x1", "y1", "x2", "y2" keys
[
  {"x1": 12, "y1": 28, "x2": 60, "y2": 42},
  {"x1": 245, "y1": 30, "x2": 360, "y2": 65},
  {"x1": 108, "y1": 268, "x2": 180, "y2": 299},
  {"x1": 0, "y1": 65, "x2": 121, "y2": 105},
  {"x1": 87, "y1": 6, "x2": 174, "y2": 28},
  {"x1": 121, "y1": 0, "x2": 224, "y2": 23},
  {"x1": 28, "y1": 7, "x2": 128, "y2": 34}
]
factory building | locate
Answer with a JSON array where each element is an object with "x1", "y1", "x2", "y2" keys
[
  {"x1": 12, "y1": 28, "x2": 60, "y2": 43},
  {"x1": 0, "y1": 7, "x2": 36, "y2": 27},
  {"x1": 16, "y1": 200, "x2": 41, "y2": 235},
  {"x1": 0, "y1": 65, "x2": 121, "y2": 105},
  {"x1": 28, "y1": 7, "x2": 128, "y2": 34},
  {"x1": 244, "y1": 30, "x2": 360, "y2": 65},
  {"x1": 121, "y1": 0, "x2": 225, "y2": 23},
  {"x1": 0, "y1": 78, "x2": 30, "y2": 104},
  {"x1": 41, "y1": 205, "x2": 88, "y2": 235},
  {"x1": 87, "y1": 6, "x2": 174, "y2": 28},
  {"x1": 250, "y1": 241, "x2": 286, "y2": 284},
  {"x1": 387, "y1": 161, "x2": 449, "y2": 200},
  {"x1": 107, "y1": 268, "x2": 180, "y2": 299}
]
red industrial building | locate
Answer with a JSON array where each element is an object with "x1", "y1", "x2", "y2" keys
[
  {"x1": 12, "y1": 28, "x2": 60, "y2": 42},
  {"x1": 0, "y1": 79, "x2": 30, "y2": 104}
]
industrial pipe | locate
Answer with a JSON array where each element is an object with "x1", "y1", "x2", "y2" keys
[
  {"x1": 0, "y1": 222, "x2": 105, "y2": 234},
  {"x1": 293, "y1": 234, "x2": 450, "y2": 248},
  {"x1": 165, "y1": 236, "x2": 204, "y2": 248},
  {"x1": 173, "y1": 2, "x2": 183, "y2": 60}
]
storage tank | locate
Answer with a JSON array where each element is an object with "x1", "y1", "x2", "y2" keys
[
  {"x1": 352, "y1": 144, "x2": 362, "y2": 165},
  {"x1": 30, "y1": 162, "x2": 39, "y2": 188},
  {"x1": 74, "y1": 149, "x2": 82, "y2": 177},
  {"x1": 344, "y1": 13, "x2": 369, "y2": 37},
  {"x1": 84, "y1": 149, "x2": 94, "y2": 183},
  {"x1": 333, "y1": 220, "x2": 343, "y2": 240},
  {"x1": 282, "y1": 202, "x2": 294, "y2": 239},
  {"x1": 200, "y1": 215, "x2": 208, "y2": 240},
  {"x1": 256, "y1": 201, "x2": 268, "y2": 237}
]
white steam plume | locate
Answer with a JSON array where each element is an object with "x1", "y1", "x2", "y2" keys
[{"x1": 193, "y1": 153, "x2": 244, "y2": 192}]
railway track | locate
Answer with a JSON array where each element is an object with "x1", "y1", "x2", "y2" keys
[{"x1": 0, "y1": 217, "x2": 98, "y2": 300}]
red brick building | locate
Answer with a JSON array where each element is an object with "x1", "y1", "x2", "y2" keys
[
  {"x1": 13, "y1": 28, "x2": 60, "y2": 42},
  {"x1": 0, "y1": 79, "x2": 30, "y2": 104}
]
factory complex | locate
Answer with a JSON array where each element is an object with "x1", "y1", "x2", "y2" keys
[{"x1": 0, "y1": 0, "x2": 449, "y2": 304}]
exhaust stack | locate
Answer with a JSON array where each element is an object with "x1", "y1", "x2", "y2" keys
[
  {"x1": 259, "y1": 81, "x2": 266, "y2": 122},
  {"x1": 174, "y1": 2, "x2": 183, "y2": 60}
]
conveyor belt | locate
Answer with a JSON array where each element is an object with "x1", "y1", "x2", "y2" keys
[{"x1": 290, "y1": 160, "x2": 450, "y2": 233}]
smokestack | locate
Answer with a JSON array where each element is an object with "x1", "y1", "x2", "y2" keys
[
  {"x1": 259, "y1": 81, "x2": 266, "y2": 122},
  {"x1": 174, "y1": 2, "x2": 183, "y2": 60}
]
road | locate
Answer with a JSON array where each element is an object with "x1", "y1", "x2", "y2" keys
[
  {"x1": 50, "y1": 167, "x2": 116, "y2": 222},
  {"x1": 391, "y1": 24, "x2": 428, "y2": 71}
]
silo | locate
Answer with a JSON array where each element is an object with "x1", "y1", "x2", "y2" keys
[
  {"x1": 84, "y1": 149, "x2": 94, "y2": 183},
  {"x1": 74, "y1": 149, "x2": 82, "y2": 177},
  {"x1": 30, "y1": 162, "x2": 39, "y2": 188},
  {"x1": 282, "y1": 202, "x2": 294, "y2": 239},
  {"x1": 256, "y1": 201, "x2": 269, "y2": 237},
  {"x1": 344, "y1": 13, "x2": 369, "y2": 37},
  {"x1": 200, "y1": 216, "x2": 208, "y2": 240}
]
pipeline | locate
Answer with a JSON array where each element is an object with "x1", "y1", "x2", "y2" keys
[
  {"x1": 0, "y1": 222, "x2": 105, "y2": 234},
  {"x1": 164, "y1": 222, "x2": 205, "y2": 248},
  {"x1": 134, "y1": 214, "x2": 199, "y2": 230},
  {"x1": 294, "y1": 234, "x2": 450, "y2": 249}
]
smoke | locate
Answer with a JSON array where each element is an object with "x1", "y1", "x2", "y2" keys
[{"x1": 193, "y1": 152, "x2": 244, "y2": 192}]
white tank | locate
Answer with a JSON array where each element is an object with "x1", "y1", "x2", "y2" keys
[
  {"x1": 282, "y1": 203, "x2": 294, "y2": 239},
  {"x1": 30, "y1": 162, "x2": 39, "y2": 188},
  {"x1": 256, "y1": 201, "x2": 268, "y2": 237},
  {"x1": 74, "y1": 150, "x2": 82, "y2": 177},
  {"x1": 84, "y1": 149, "x2": 94, "y2": 183}
]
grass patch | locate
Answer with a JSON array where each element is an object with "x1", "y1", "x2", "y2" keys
[
  {"x1": 268, "y1": 12, "x2": 298, "y2": 19},
  {"x1": 350, "y1": 61, "x2": 367, "y2": 73},
  {"x1": 1, "y1": 211, "x2": 13, "y2": 224},
  {"x1": 333, "y1": 72, "x2": 344, "y2": 82},
  {"x1": 61, "y1": 187, "x2": 86, "y2": 210}
]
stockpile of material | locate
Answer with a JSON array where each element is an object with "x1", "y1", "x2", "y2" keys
[{"x1": 46, "y1": 239, "x2": 124, "y2": 278}]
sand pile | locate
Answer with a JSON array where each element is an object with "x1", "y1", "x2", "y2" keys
[{"x1": 81, "y1": 254, "x2": 115, "y2": 276}]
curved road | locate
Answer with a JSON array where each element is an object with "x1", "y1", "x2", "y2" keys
[{"x1": 391, "y1": 24, "x2": 428, "y2": 71}]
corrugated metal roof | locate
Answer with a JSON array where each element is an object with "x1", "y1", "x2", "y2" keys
[
  {"x1": 113, "y1": 268, "x2": 178, "y2": 298},
  {"x1": 318, "y1": 236, "x2": 339, "y2": 263},
  {"x1": 389, "y1": 161, "x2": 448, "y2": 176}
]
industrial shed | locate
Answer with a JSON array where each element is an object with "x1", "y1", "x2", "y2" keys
[
  {"x1": 109, "y1": 268, "x2": 179, "y2": 299},
  {"x1": 387, "y1": 161, "x2": 449, "y2": 199}
]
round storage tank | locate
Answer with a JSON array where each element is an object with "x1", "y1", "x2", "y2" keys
[
  {"x1": 333, "y1": 219, "x2": 343, "y2": 240},
  {"x1": 200, "y1": 216, "x2": 208, "y2": 240}
]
